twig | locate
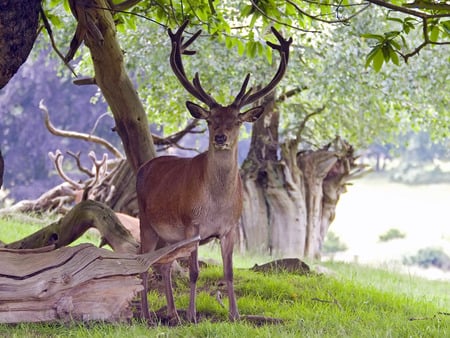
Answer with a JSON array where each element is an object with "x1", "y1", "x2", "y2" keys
[
  {"x1": 311, "y1": 292, "x2": 343, "y2": 311},
  {"x1": 39, "y1": 6, "x2": 77, "y2": 76}
]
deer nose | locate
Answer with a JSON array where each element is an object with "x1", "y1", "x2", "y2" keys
[{"x1": 214, "y1": 134, "x2": 227, "y2": 145}]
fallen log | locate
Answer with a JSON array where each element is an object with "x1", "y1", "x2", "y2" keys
[
  {"x1": 4, "y1": 200, "x2": 139, "y2": 254},
  {"x1": 0, "y1": 238, "x2": 199, "y2": 324}
]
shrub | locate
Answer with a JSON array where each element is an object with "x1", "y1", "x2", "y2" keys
[
  {"x1": 378, "y1": 228, "x2": 406, "y2": 242},
  {"x1": 403, "y1": 247, "x2": 450, "y2": 270},
  {"x1": 323, "y1": 231, "x2": 348, "y2": 254}
]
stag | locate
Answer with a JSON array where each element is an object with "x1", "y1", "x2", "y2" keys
[{"x1": 137, "y1": 21, "x2": 291, "y2": 324}]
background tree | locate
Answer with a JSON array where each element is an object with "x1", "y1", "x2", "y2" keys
[{"x1": 0, "y1": 0, "x2": 448, "y2": 258}]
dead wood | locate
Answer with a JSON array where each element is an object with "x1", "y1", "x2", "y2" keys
[
  {"x1": 0, "y1": 237, "x2": 199, "y2": 324},
  {"x1": 4, "y1": 200, "x2": 139, "y2": 254}
]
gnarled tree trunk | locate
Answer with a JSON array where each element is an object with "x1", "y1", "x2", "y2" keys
[
  {"x1": 240, "y1": 92, "x2": 308, "y2": 257},
  {"x1": 240, "y1": 93, "x2": 365, "y2": 259}
]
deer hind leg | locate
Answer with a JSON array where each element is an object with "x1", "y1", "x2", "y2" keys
[
  {"x1": 221, "y1": 227, "x2": 239, "y2": 321},
  {"x1": 159, "y1": 262, "x2": 182, "y2": 325},
  {"x1": 139, "y1": 224, "x2": 159, "y2": 321},
  {"x1": 187, "y1": 244, "x2": 200, "y2": 323}
]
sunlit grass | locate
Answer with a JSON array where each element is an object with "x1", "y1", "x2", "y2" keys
[{"x1": 1, "y1": 214, "x2": 449, "y2": 337}]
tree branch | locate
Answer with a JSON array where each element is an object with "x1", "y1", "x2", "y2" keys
[{"x1": 39, "y1": 100, "x2": 124, "y2": 159}]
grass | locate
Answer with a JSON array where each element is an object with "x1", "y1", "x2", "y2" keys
[{"x1": 1, "y1": 215, "x2": 449, "y2": 337}]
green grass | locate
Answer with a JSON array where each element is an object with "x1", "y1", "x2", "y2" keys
[{"x1": 1, "y1": 215, "x2": 449, "y2": 337}]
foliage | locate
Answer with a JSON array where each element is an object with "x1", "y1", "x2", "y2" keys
[
  {"x1": 403, "y1": 247, "x2": 450, "y2": 270},
  {"x1": 2, "y1": 1, "x2": 448, "y2": 201},
  {"x1": 378, "y1": 228, "x2": 406, "y2": 242},
  {"x1": 38, "y1": 0, "x2": 449, "y2": 147},
  {"x1": 322, "y1": 231, "x2": 348, "y2": 254}
]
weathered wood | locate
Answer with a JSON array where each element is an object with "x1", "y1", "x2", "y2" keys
[
  {"x1": 0, "y1": 238, "x2": 199, "y2": 323},
  {"x1": 5, "y1": 200, "x2": 139, "y2": 254}
]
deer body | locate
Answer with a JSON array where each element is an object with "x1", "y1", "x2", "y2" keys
[
  {"x1": 137, "y1": 20, "x2": 291, "y2": 324},
  {"x1": 138, "y1": 151, "x2": 243, "y2": 245}
]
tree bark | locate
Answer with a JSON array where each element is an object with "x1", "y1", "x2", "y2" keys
[
  {"x1": 240, "y1": 94, "x2": 365, "y2": 259},
  {"x1": 241, "y1": 92, "x2": 307, "y2": 257},
  {"x1": 0, "y1": 0, "x2": 41, "y2": 89},
  {"x1": 70, "y1": 0, "x2": 155, "y2": 172},
  {"x1": 298, "y1": 150, "x2": 339, "y2": 259},
  {"x1": 5, "y1": 200, "x2": 140, "y2": 254}
]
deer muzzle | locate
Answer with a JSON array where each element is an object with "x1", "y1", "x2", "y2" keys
[{"x1": 213, "y1": 134, "x2": 230, "y2": 150}]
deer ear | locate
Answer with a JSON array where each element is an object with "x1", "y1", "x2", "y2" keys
[
  {"x1": 238, "y1": 106, "x2": 264, "y2": 123},
  {"x1": 186, "y1": 101, "x2": 210, "y2": 120}
]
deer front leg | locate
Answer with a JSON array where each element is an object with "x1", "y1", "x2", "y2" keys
[
  {"x1": 221, "y1": 227, "x2": 239, "y2": 321},
  {"x1": 187, "y1": 245, "x2": 200, "y2": 323}
]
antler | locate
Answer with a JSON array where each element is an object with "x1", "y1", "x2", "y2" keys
[
  {"x1": 232, "y1": 27, "x2": 292, "y2": 108},
  {"x1": 49, "y1": 150, "x2": 84, "y2": 190},
  {"x1": 49, "y1": 150, "x2": 109, "y2": 194},
  {"x1": 169, "y1": 21, "x2": 292, "y2": 109},
  {"x1": 168, "y1": 20, "x2": 218, "y2": 107}
]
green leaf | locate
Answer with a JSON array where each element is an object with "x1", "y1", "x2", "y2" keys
[
  {"x1": 387, "y1": 17, "x2": 403, "y2": 24},
  {"x1": 196, "y1": 8, "x2": 209, "y2": 22},
  {"x1": 365, "y1": 45, "x2": 380, "y2": 68},
  {"x1": 241, "y1": 4, "x2": 253, "y2": 17},
  {"x1": 442, "y1": 20, "x2": 450, "y2": 35},
  {"x1": 361, "y1": 34, "x2": 384, "y2": 42},
  {"x1": 265, "y1": 46, "x2": 273, "y2": 64},
  {"x1": 390, "y1": 39, "x2": 401, "y2": 50},
  {"x1": 384, "y1": 31, "x2": 400, "y2": 39},
  {"x1": 382, "y1": 44, "x2": 391, "y2": 61},
  {"x1": 237, "y1": 39, "x2": 245, "y2": 56},
  {"x1": 390, "y1": 49, "x2": 400, "y2": 66},
  {"x1": 47, "y1": 13, "x2": 62, "y2": 28},
  {"x1": 373, "y1": 48, "x2": 384, "y2": 72},
  {"x1": 247, "y1": 41, "x2": 257, "y2": 58},
  {"x1": 429, "y1": 25, "x2": 440, "y2": 42}
]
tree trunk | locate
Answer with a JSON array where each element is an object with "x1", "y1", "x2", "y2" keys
[
  {"x1": 0, "y1": 0, "x2": 41, "y2": 89},
  {"x1": 297, "y1": 150, "x2": 339, "y2": 259},
  {"x1": 70, "y1": 0, "x2": 155, "y2": 172},
  {"x1": 94, "y1": 159, "x2": 138, "y2": 216},
  {"x1": 240, "y1": 95, "x2": 364, "y2": 259},
  {"x1": 240, "y1": 92, "x2": 307, "y2": 257}
]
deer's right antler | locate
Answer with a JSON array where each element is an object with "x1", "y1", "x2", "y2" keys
[
  {"x1": 168, "y1": 21, "x2": 292, "y2": 109},
  {"x1": 168, "y1": 20, "x2": 218, "y2": 108}
]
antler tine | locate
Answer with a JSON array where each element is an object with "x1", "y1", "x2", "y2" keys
[
  {"x1": 232, "y1": 74, "x2": 253, "y2": 107},
  {"x1": 168, "y1": 20, "x2": 217, "y2": 107},
  {"x1": 236, "y1": 27, "x2": 292, "y2": 108},
  {"x1": 88, "y1": 151, "x2": 108, "y2": 188},
  {"x1": 49, "y1": 150, "x2": 83, "y2": 190}
]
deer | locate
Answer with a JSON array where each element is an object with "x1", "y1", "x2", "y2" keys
[{"x1": 137, "y1": 20, "x2": 292, "y2": 325}]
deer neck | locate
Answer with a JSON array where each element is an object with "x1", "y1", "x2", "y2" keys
[{"x1": 205, "y1": 146, "x2": 240, "y2": 192}]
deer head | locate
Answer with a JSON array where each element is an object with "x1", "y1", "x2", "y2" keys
[{"x1": 169, "y1": 21, "x2": 292, "y2": 151}]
